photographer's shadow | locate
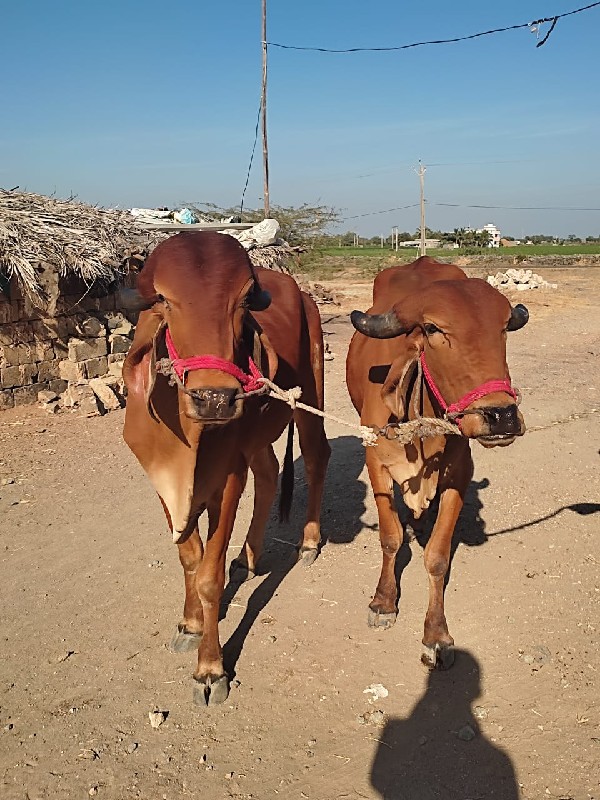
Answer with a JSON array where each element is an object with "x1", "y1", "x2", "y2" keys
[{"x1": 371, "y1": 649, "x2": 519, "y2": 799}]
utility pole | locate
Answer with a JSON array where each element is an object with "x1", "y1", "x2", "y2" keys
[
  {"x1": 415, "y1": 160, "x2": 426, "y2": 256},
  {"x1": 261, "y1": 0, "x2": 270, "y2": 218}
]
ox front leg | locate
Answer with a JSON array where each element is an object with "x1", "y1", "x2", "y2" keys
[
  {"x1": 157, "y1": 497, "x2": 205, "y2": 654},
  {"x1": 366, "y1": 451, "x2": 403, "y2": 629},
  {"x1": 421, "y1": 441, "x2": 473, "y2": 670},
  {"x1": 193, "y1": 466, "x2": 246, "y2": 707},
  {"x1": 170, "y1": 527, "x2": 204, "y2": 653},
  {"x1": 295, "y1": 410, "x2": 331, "y2": 566},
  {"x1": 230, "y1": 445, "x2": 279, "y2": 582}
]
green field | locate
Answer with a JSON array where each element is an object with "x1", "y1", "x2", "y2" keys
[
  {"x1": 298, "y1": 243, "x2": 600, "y2": 278},
  {"x1": 318, "y1": 243, "x2": 600, "y2": 258}
]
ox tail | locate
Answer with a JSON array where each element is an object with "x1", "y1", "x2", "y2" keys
[{"x1": 279, "y1": 420, "x2": 295, "y2": 523}]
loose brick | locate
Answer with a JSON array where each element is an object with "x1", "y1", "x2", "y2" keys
[
  {"x1": 109, "y1": 334, "x2": 132, "y2": 354},
  {"x1": 48, "y1": 379, "x2": 68, "y2": 395},
  {"x1": 89, "y1": 377, "x2": 121, "y2": 411},
  {"x1": 68, "y1": 337, "x2": 108, "y2": 361},
  {"x1": 84, "y1": 356, "x2": 108, "y2": 379},
  {"x1": 108, "y1": 353, "x2": 126, "y2": 378},
  {"x1": 58, "y1": 359, "x2": 86, "y2": 383}
]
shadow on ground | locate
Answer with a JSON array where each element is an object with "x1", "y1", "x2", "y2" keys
[{"x1": 370, "y1": 649, "x2": 520, "y2": 799}]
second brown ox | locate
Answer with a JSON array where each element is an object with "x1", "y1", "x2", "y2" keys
[
  {"x1": 346, "y1": 256, "x2": 529, "y2": 668},
  {"x1": 122, "y1": 232, "x2": 330, "y2": 705}
]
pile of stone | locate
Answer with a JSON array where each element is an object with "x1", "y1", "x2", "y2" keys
[
  {"x1": 0, "y1": 289, "x2": 134, "y2": 414},
  {"x1": 487, "y1": 268, "x2": 557, "y2": 291},
  {"x1": 41, "y1": 313, "x2": 132, "y2": 416}
]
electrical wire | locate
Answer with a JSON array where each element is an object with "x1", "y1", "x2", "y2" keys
[
  {"x1": 240, "y1": 102, "x2": 262, "y2": 214},
  {"x1": 267, "y1": 2, "x2": 600, "y2": 53}
]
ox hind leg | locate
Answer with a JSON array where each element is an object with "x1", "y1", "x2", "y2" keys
[
  {"x1": 366, "y1": 449, "x2": 403, "y2": 629},
  {"x1": 193, "y1": 462, "x2": 247, "y2": 706},
  {"x1": 294, "y1": 408, "x2": 331, "y2": 566},
  {"x1": 229, "y1": 444, "x2": 279, "y2": 582},
  {"x1": 421, "y1": 437, "x2": 473, "y2": 670}
]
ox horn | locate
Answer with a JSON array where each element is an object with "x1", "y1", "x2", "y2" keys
[
  {"x1": 507, "y1": 303, "x2": 529, "y2": 331},
  {"x1": 118, "y1": 288, "x2": 156, "y2": 312},
  {"x1": 350, "y1": 309, "x2": 409, "y2": 339},
  {"x1": 246, "y1": 283, "x2": 272, "y2": 312}
]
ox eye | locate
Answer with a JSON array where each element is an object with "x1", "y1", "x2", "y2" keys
[{"x1": 423, "y1": 323, "x2": 442, "y2": 336}]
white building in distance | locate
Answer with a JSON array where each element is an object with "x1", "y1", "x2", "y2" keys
[{"x1": 478, "y1": 223, "x2": 501, "y2": 248}]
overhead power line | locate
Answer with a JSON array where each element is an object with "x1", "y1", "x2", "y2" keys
[
  {"x1": 267, "y1": 2, "x2": 600, "y2": 53},
  {"x1": 341, "y1": 201, "x2": 600, "y2": 221},
  {"x1": 433, "y1": 203, "x2": 600, "y2": 211},
  {"x1": 344, "y1": 203, "x2": 419, "y2": 220}
]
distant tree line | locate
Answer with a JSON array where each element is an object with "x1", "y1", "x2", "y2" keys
[{"x1": 185, "y1": 202, "x2": 599, "y2": 247}]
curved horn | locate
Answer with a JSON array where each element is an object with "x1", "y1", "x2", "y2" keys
[
  {"x1": 246, "y1": 283, "x2": 272, "y2": 312},
  {"x1": 507, "y1": 303, "x2": 529, "y2": 331},
  {"x1": 350, "y1": 309, "x2": 408, "y2": 339},
  {"x1": 118, "y1": 288, "x2": 156, "y2": 312}
]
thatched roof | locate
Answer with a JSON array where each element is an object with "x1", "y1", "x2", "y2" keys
[
  {"x1": 0, "y1": 190, "x2": 297, "y2": 305},
  {"x1": 0, "y1": 189, "x2": 168, "y2": 301}
]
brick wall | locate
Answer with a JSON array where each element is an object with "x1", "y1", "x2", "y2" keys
[{"x1": 0, "y1": 278, "x2": 136, "y2": 413}]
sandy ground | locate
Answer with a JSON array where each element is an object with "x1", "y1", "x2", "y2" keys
[{"x1": 1, "y1": 267, "x2": 599, "y2": 800}]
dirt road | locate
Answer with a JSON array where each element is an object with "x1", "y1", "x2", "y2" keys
[{"x1": 1, "y1": 268, "x2": 599, "y2": 800}]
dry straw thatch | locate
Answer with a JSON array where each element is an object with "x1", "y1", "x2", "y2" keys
[
  {"x1": 0, "y1": 189, "x2": 167, "y2": 302},
  {"x1": 0, "y1": 189, "x2": 297, "y2": 307}
]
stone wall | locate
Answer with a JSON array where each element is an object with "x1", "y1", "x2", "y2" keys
[{"x1": 0, "y1": 278, "x2": 136, "y2": 414}]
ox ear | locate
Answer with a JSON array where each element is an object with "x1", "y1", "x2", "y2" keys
[
  {"x1": 118, "y1": 287, "x2": 157, "y2": 312},
  {"x1": 146, "y1": 320, "x2": 168, "y2": 417},
  {"x1": 243, "y1": 315, "x2": 278, "y2": 380},
  {"x1": 507, "y1": 303, "x2": 529, "y2": 331},
  {"x1": 381, "y1": 342, "x2": 421, "y2": 420}
]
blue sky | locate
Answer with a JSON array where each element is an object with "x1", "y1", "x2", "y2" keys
[{"x1": 2, "y1": 1, "x2": 599, "y2": 238}]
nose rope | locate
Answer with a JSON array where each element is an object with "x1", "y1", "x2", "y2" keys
[
  {"x1": 419, "y1": 352, "x2": 518, "y2": 419},
  {"x1": 164, "y1": 327, "x2": 263, "y2": 393}
]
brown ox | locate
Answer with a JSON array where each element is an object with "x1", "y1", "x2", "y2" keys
[
  {"x1": 346, "y1": 257, "x2": 528, "y2": 668},
  {"x1": 122, "y1": 232, "x2": 330, "y2": 705}
]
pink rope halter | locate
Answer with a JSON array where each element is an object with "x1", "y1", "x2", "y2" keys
[
  {"x1": 419, "y1": 351, "x2": 517, "y2": 418},
  {"x1": 164, "y1": 327, "x2": 264, "y2": 393}
]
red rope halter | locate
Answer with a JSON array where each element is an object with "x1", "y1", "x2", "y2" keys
[
  {"x1": 419, "y1": 351, "x2": 517, "y2": 418},
  {"x1": 164, "y1": 327, "x2": 263, "y2": 393}
]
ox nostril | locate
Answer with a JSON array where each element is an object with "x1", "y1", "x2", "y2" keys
[
  {"x1": 482, "y1": 405, "x2": 520, "y2": 435},
  {"x1": 190, "y1": 387, "x2": 239, "y2": 420}
]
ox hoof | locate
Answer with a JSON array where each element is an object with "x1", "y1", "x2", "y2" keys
[
  {"x1": 193, "y1": 674, "x2": 230, "y2": 707},
  {"x1": 367, "y1": 608, "x2": 398, "y2": 630},
  {"x1": 298, "y1": 546, "x2": 319, "y2": 567},
  {"x1": 421, "y1": 642, "x2": 455, "y2": 670},
  {"x1": 229, "y1": 559, "x2": 257, "y2": 583},
  {"x1": 168, "y1": 625, "x2": 202, "y2": 654}
]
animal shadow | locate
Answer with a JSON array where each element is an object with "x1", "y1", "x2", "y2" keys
[
  {"x1": 370, "y1": 649, "x2": 520, "y2": 799},
  {"x1": 219, "y1": 434, "x2": 371, "y2": 677}
]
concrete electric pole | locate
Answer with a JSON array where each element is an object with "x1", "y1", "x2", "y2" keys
[
  {"x1": 261, "y1": 0, "x2": 270, "y2": 218},
  {"x1": 415, "y1": 160, "x2": 426, "y2": 256}
]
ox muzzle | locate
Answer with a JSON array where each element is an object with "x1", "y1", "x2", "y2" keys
[
  {"x1": 157, "y1": 328, "x2": 263, "y2": 424},
  {"x1": 458, "y1": 402, "x2": 525, "y2": 447},
  {"x1": 184, "y1": 385, "x2": 242, "y2": 423}
]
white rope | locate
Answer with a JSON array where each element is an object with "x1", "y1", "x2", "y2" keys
[{"x1": 257, "y1": 377, "x2": 460, "y2": 447}]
